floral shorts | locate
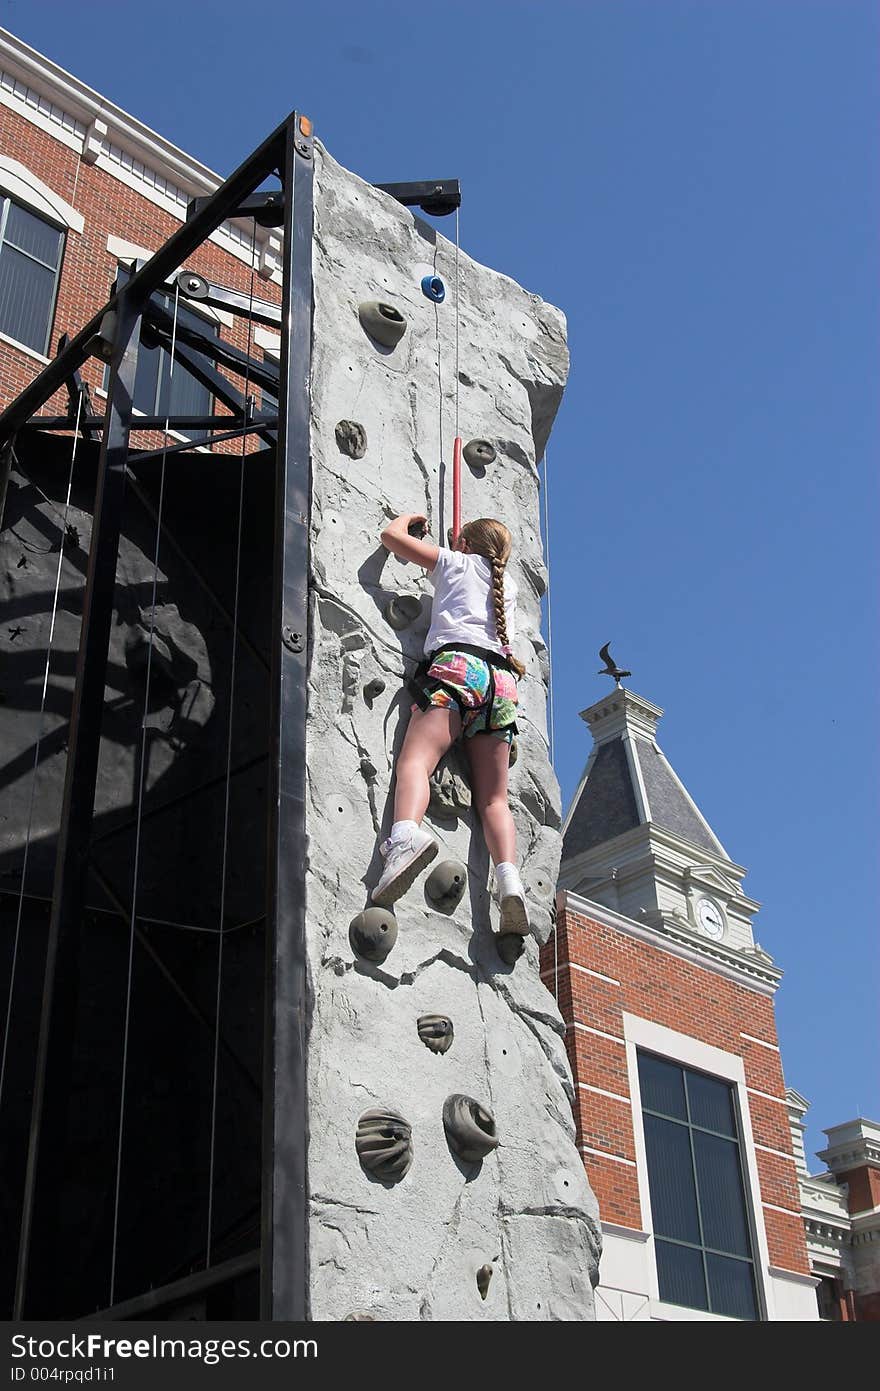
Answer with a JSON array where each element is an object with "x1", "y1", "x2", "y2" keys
[{"x1": 412, "y1": 648, "x2": 519, "y2": 744}]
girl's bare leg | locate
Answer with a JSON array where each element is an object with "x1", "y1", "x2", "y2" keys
[
  {"x1": 466, "y1": 733, "x2": 516, "y2": 865},
  {"x1": 393, "y1": 705, "x2": 461, "y2": 824}
]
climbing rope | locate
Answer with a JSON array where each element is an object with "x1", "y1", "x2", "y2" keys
[
  {"x1": 0, "y1": 389, "x2": 84, "y2": 1116},
  {"x1": 541, "y1": 446, "x2": 557, "y2": 770},
  {"x1": 451, "y1": 206, "x2": 462, "y2": 540},
  {"x1": 110, "y1": 284, "x2": 181, "y2": 1304},
  {"x1": 206, "y1": 221, "x2": 259, "y2": 1268}
]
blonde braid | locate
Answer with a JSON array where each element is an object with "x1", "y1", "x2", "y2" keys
[{"x1": 490, "y1": 556, "x2": 526, "y2": 678}]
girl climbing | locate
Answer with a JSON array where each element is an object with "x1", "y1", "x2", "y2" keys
[{"x1": 371, "y1": 513, "x2": 529, "y2": 935}]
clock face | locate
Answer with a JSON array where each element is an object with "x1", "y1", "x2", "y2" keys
[{"x1": 696, "y1": 897, "x2": 725, "y2": 939}]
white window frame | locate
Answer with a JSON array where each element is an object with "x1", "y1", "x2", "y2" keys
[{"x1": 622, "y1": 1012, "x2": 776, "y2": 1321}]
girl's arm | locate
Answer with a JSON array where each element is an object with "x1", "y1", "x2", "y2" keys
[{"x1": 380, "y1": 513, "x2": 440, "y2": 570}]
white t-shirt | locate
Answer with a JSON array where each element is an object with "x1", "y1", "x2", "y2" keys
[{"x1": 424, "y1": 548, "x2": 517, "y2": 658}]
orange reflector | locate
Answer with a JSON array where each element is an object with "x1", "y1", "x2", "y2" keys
[{"x1": 299, "y1": 115, "x2": 313, "y2": 137}]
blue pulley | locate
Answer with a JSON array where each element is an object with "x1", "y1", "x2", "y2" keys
[{"x1": 421, "y1": 274, "x2": 446, "y2": 303}]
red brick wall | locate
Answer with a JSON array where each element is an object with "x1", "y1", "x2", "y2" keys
[
  {"x1": 541, "y1": 900, "x2": 811, "y2": 1278},
  {"x1": 0, "y1": 103, "x2": 280, "y2": 449},
  {"x1": 837, "y1": 1165, "x2": 880, "y2": 1214}
]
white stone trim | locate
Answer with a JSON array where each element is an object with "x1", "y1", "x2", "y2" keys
[
  {"x1": 581, "y1": 1145, "x2": 636, "y2": 1167},
  {"x1": 254, "y1": 326, "x2": 281, "y2": 358},
  {"x1": 754, "y1": 1143, "x2": 799, "y2": 1164},
  {"x1": 0, "y1": 331, "x2": 50, "y2": 365},
  {"x1": 747, "y1": 1086, "x2": 789, "y2": 1107},
  {"x1": 601, "y1": 1222, "x2": 650, "y2": 1242},
  {"x1": 762, "y1": 1201, "x2": 804, "y2": 1219},
  {"x1": 740, "y1": 1031, "x2": 780, "y2": 1052},
  {"x1": 541, "y1": 959, "x2": 620, "y2": 986},
  {"x1": 621, "y1": 1012, "x2": 777, "y2": 1319},
  {"x1": 767, "y1": 1265, "x2": 820, "y2": 1289},
  {"x1": 571, "y1": 1021, "x2": 626, "y2": 1047},
  {"x1": 622, "y1": 731, "x2": 650, "y2": 822},
  {"x1": 650, "y1": 1299, "x2": 739, "y2": 1322},
  {"x1": 0, "y1": 156, "x2": 83, "y2": 232},
  {"x1": 578, "y1": 1082, "x2": 630, "y2": 1105},
  {"x1": 0, "y1": 65, "x2": 84, "y2": 153}
]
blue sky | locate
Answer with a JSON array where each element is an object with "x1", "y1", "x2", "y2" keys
[{"x1": 7, "y1": 0, "x2": 878, "y2": 1166}]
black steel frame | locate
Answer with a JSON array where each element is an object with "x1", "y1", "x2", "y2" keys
[{"x1": 0, "y1": 111, "x2": 314, "y2": 1321}]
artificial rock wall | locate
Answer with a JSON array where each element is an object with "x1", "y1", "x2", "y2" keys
[{"x1": 303, "y1": 143, "x2": 600, "y2": 1320}]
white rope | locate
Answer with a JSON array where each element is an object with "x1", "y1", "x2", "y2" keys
[
  {"x1": 110, "y1": 285, "x2": 181, "y2": 1304},
  {"x1": 0, "y1": 389, "x2": 84, "y2": 1113},
  {"x1": 206, "y1": 225, "x2": 259, "y2": 1267},
  {"x1": 454, "y1": 206, "x2": 460, "y2": 443},
  {"x1": 541, "y1": 446, "x2": 557, "y2": 769}
]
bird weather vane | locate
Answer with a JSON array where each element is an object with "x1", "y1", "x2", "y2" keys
[{"x1": 598, "y1": 643, "x2": 631, "y2": 688}]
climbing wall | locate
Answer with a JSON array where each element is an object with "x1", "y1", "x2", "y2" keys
[{"x1": 305, "y1": 144, "x2": 600, "y2": 1320}]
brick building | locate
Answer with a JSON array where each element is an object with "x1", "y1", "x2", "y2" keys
[
  {"x1": 0, "y1": 26, "x2": 282, "y2": 453},
  {"x1": 545, "y1": 683, "x2": 877, "y2": 1320}
]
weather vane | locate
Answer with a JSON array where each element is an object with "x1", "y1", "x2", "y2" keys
[{"x1": 598, "y1": 642, "x2": 631, "y2": 688}]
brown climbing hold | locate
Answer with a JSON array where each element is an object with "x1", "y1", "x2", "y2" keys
[
  {"x1": 463, "y1": 439, "x2": 496, "y2": 468},
  {"x1": 424, "y1": 859, "x2": 467, "y2": 913},
  {"x1": 477, "y1": 1264, "x2": 493, "y2": 1300},
  {"x1": 355, "y1": 1108, "x2": 413, "y2": 1181},
  {"x1": 335, "y1": 419, "x2": 367, "y2": 459},
  {"x1": 417, "y1": 1014, "x2": 454, "y2": 1054},
  {"x1": 496, "y1": 932, "x2": 525, "y2": 966},
  {"x1": 385, "y1": 594, "x2": 422, "y2": 630},
  {"x1": 442, "y1": 1094, "x2": 499, "y2": 1163},
  {"x1": 349, "y1": 907, "x2": 398, "y2": 963},
  {"x1": 358, "y1": 301, "x2": 407, "y2": 349}
]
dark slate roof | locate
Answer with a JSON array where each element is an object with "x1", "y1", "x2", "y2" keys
[
  {"x1": 632, "y1": 737, "x2": 724, "y2": 855},
  {"x1": 562, "y1": 739, "x2": 640, "y2": 859},
  {"x1": 562, "y1": 732, "x2": 726, "y2": 865}
]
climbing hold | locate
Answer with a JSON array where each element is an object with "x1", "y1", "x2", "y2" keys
[
  {"x1": 363, "y1": 676, "x2": 386, "y2": 700},
  {"x1": 424, "y1": 859, "x2": 467, "y2": 913},
  {"x1": 359, "y1": 757, "x2": 378, "y2": 783},
  {"x1": 421, "y1": 274, "x2": 446, "y2": 303},
  {"x1": 335, "y1": 419, "x2": 367, "y2": 459},
  {"x1": 442, "y1": 1094, "x2": 499, "y2": 1163},
  {"x1": 355, "y1": 1108, "x2": 413, "y2": 1181},
  {"x1": 417, "y1": 1014, "x2": 454, "y2": 1054},
  {"x1": 496, "y1": 933, "x2": 525, "y2": 966},
  {"x1": 463, "y1": 439, "x2": 496, "y2": 469},
  {"x1": 385, "y1": 594, "x2": 422, "y2": 630},
  {"x1": 343, "y1": 1312, "x2": 376, "y2": 1321},
  {"x1": 476, "y1": 1265, "x2": 493, "y2": 1301},
  {"x1": 349, "y1": 907, "x2": 398, "y2": 963},
  {"x1": 508, "y1": 739, "x2": 518, "y2": 767},
  {"x1": 358, "y1": 301, "x2": 407, "y2": 349}
]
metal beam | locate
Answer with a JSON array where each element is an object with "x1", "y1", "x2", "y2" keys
[
  {"x1": 373, "y1": 177, "x2": 461, "y2": 216},
  {"x1": 0, "y1": 113, "x2": 290, "y2": 443},
  {"x1": 261, "y1": 113, "x2": 313, "y2": 1323}
]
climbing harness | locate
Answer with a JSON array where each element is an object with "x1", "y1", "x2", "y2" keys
[
  {"x1": 0, "y1": 390, "x2": 84, "y2": 1117},
  {"x1": 408, "y1": 642, "x2": 519, "y2": 740}
]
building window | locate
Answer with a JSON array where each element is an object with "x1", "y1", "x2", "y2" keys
[
  {"x1": 0, "y1": 194, "x2": 64, "y2": 354},
  {"x1": 103, "y1": 292, "x2": 219, "y2": 440},
  {"x1": 133, "y1": 295, "x2": 218, "y2": 439},
  {"x1": 637, "y1": 1050, "x2": 760, "y2": 1319}
]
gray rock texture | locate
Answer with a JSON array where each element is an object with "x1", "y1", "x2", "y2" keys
[{"x1": 305, "y1": 144, "x2": 600, "y2": 1320}]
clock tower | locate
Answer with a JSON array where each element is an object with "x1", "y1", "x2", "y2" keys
[
  {"x1": 545, "y1": 684, "x2": 816, "y2": 1320},
  {"x1": 559, "y1": 687, "x2": 772, "y2": 978}
]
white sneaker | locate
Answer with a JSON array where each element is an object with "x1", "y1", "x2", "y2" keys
[
  {"x1": 371, "y1": 825, "x2": 439, "y2": 907},
  {"x1": 495, "y1": 863, "x2": 530, "y2": 936}
]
